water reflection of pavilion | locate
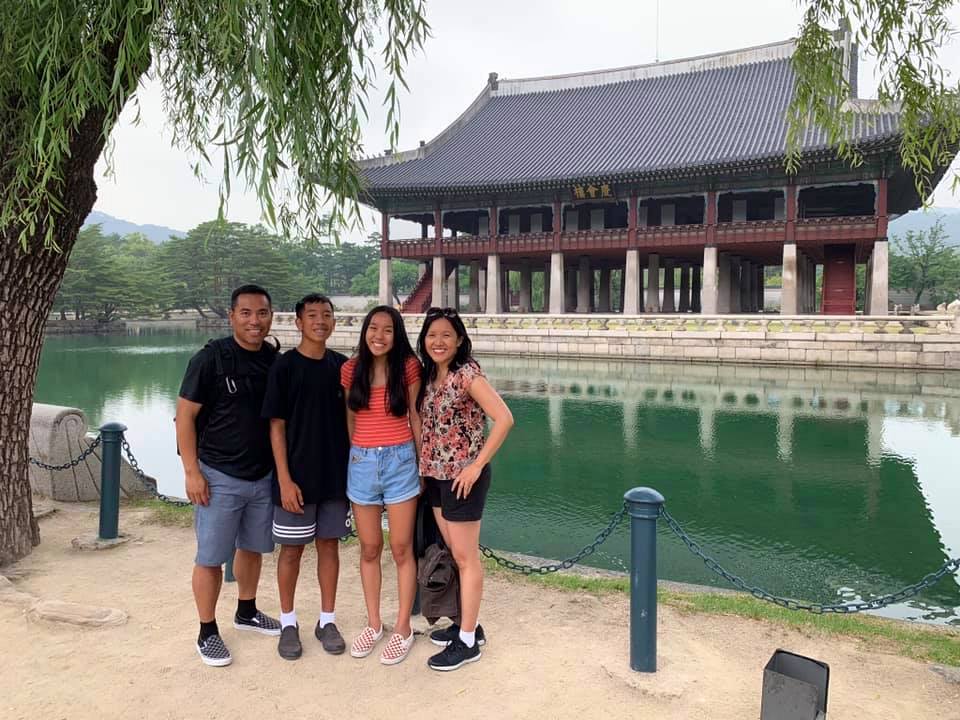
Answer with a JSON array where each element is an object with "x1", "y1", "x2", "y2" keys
[{"x1": 482, "y1": 356, "x2": 960, "y2": 612}]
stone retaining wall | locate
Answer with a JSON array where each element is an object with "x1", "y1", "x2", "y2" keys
[{"x1": 270, "y1": 312, "x2": 960, "y2": 371}]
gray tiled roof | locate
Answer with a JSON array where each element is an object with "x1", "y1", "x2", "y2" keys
[{"x1": 360, "y1": 43, "x2": 900, "y2": 195}]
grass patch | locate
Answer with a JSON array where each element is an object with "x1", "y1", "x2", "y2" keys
[
  {"x1": 129, "y1": 498, "x2": 194, "y2": 527},
  {"x1": 483, "y1": 558, "x2": 960, "y2": 666}
]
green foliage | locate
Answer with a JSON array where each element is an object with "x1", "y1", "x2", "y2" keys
[
  {"x1": 1, "y1": 0, "x2": 429, "y2": 248},
  {"x1": 889, "y1": 219, "x2": 960, "y2": 305},
  {"x1": 54, "y1": 225, "x2": 163, "y2": 321},
  {"x1": 53, "y1": 220, "x2": 423, "y2": 318},
  {"x1": 789, "y1": 4, "x2": 960, "y2": 199}
]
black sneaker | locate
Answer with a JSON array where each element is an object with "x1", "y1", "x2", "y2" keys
[
  {"x1": 277, "y1": 625, "x2": 302, "y2": 660},
  {"x1": 429, "y1": 623, "x2": 486, "y2": 647},
  {"x1": 428, "y1": 636, "x2": 481, "y2": 672},
  {"x1": 233, "y1": 610, "x2": 281, "y2": 636},
  {"x1": 197, "y1": 633, "x2": 233, "y2": 667}
]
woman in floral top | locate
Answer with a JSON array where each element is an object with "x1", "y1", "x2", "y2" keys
[{"x1": 415, "y1": 307, "x2": 513, "y2": 672}]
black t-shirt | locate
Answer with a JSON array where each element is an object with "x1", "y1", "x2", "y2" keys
[
  {"x1": 261, "y1": 348, "x2": 350, "y2": 504},
  {"x1": 178, "y1": 337, "x2": 277, "y2": 480}
]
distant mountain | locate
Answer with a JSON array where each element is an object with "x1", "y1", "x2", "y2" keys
[
  {"x1": 889, "y1": 207, "x2": 960, "y2": 247},
  {"x1": 82, "y1": 211, "x2": 185, "y2": 244}
]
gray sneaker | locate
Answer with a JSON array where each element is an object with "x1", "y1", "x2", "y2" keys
[
  {"x1": 315, "y1": 621, "x2": 346, "y2": 655},
  {"x1": 197, "y1": 633, "x2": 233, "y2": 667},
  {"x1": 278, "y1": 625, "x2": 302, "y2": 660}
]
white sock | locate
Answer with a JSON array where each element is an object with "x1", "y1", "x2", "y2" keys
[
  {"x1": 280, "y1": 610, "x2": 297, "y2": 629},
  {"x1": 318, "y1": 611, "x2": 335, "y2": 628},
  {"x1": 459, "y1": 629, "x2": 476, "y2": 648}
]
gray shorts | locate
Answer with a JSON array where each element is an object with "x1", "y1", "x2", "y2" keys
[
  {"x1": 273, "y1": 500, "x2": 351, "y2": 544},
  {"x1": 194, "y1": 462, "x2": 275, "y2": 567}
]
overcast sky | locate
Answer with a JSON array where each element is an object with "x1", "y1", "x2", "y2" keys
[{"x1": 92, "y1": 0, "x2": 960, "y2": 240}]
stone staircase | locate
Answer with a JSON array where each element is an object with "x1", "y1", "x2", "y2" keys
[{"x1": 401, "y1": 267, "x2": 433, "y2": 313}]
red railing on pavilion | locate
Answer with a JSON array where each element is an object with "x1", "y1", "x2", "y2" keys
[{"x1": 387, "y1": 215, "x2": 884, "y2": 259}]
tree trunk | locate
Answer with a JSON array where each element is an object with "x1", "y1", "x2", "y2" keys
[{"x1": 0, "y1": 110, "x2": 110, "y2": 566}]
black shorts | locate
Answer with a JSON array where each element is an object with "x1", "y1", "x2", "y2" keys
[{"x1": 425, "y1": 464, "x2": 491, "y2": 522}]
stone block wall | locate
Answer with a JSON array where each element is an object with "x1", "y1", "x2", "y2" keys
[{"x1": 269, "y1": 312, "x2": 960, "y2": 371}]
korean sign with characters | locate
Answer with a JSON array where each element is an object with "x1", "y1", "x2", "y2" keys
[{"x1": 572, "y1": 182, "x2": 615, "y2": 201}]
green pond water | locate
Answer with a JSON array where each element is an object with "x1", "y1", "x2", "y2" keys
[{"x1": 35, "y1": 329, "x2": 960, "y2": 625}]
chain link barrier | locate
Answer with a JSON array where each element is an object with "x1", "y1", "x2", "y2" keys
[
  {"x1": 29, "y1": 435, "x2": 103, "y2": 471},
  {"x1": 120, "y1": 437, "x2": 191, "y2": 507},
  {"x1": 479, "y1": 502, "x2": 627, "y2": 575},
  {"x1": 661, "y1": 506, "x2": 960, "y2": 614}
]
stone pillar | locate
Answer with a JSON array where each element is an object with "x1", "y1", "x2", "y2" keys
[
  {"x1": 740, "y1": 260, "x2": 752, "y2": 312},
  {"x1": 678, "y1": 263, "x2": 691, "y2": 312},
  {"x1": 729, "y1": 256, "x2": 741, "y2": 313},
  {"x1": 485, "y1": 254, "x2": 502, "y2": 314},
  {"x1": 870, "y1": 240, "x2": 889, "y2": 316},
  {"x1": 519, "y1": 260, "x2": 533, "y2": 313},
  {"x1": 576, "y1": 256, "x2": 591, "y2": 313},
  {"x1": 432, "y1": 256, "x2": 446, "y2": 308},
  {"x1": 479, "y1": 267, "x2": 487, "y2": 312},
  {"x1": 701, "y1": 249, "x2": 717, "y2": 314},
  {"x1": 716, "y1": 253, "x2": 731, "y2": 313},
  {"x1": 661, "y1": 259, "x2": 676, "y2": 312},
  {"x1": 598, "y1": 267, "x2": 612, "y2": 312},
  {"x1": 378, "y1": 258, "x2": 393, "y2": 306},
  {"x1": 781, "y1": 243, "x2": 798, "y2": 315},
  {"x1": 418, "y1": 261, "x2": 427, "y2": 279},
  {"x1": 624, "y1": 249, "x2": 641, "y2": 314},
  {"x1": 447, "y1": 262, "x2": 459, "y2": 310},
  {"x1": 692, "y1": 264, "x2": 703, "y2": 313},
  {"x1": 468, "y1": 260, "x2": 481, "y2": 312},
  {"x1": 864, "y1": 255, "x2": 874, "y2": 315},
  {"x1": 549, "y1": 252, "x2": 565, "y2": 313},
  {"x1": 543, "y1": 261, "x2": 552, "y2": 313},
  {"x1": 645, "y1": 253, "x2": 660, "y2": 313}
]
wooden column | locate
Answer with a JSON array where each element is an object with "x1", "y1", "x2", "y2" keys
[
  {"x1": 434, "y1": 204, "x2": 443, "y2": 255},
  {"x1": 628, "y1": 192, "x2": 638, "y2": 246},
  {"x1": 876, "y1": 177, "x2": 888, "y2": 238},
  {"x1": 380, "y1": 211, "x2": 390, "y2": 259},
  {"x1": 705, "y1": 190, "x2": 717, "y2": 246},
  {"x1": 785, "y1": 183, "x2": 797, "y2": 243},
  {"x1": 552, "y1": 198, "x2": 562, "y2": 251}
]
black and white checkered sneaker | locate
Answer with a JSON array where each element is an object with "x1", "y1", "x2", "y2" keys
[
  {"x1": 197, "y1": 633, "x2": 233, "y2": 667},
  {"x1": 233, "y1": 610, "x2": 281, "y2": 636}
]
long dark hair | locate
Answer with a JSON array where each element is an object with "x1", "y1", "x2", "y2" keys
[
  {"x1": 348, "y1": 305, "x2": 415, "y2": 417},
  {"x1": 416, "y1": 307, "x2": 475, "y2": 411}
]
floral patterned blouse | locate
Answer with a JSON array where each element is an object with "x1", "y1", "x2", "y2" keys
[{"x1": 419, "y1": 361, "x2": 486, "y2": 481}]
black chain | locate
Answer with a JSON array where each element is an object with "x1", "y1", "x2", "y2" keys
[
  {"x1": 479, "y1": 502, "x2": 627, "y2": 575},
  {"x1": 121, "y1": 437, "x2": 191, "y2": 507},
  {"x1": 29, "y1": 435, "x2": 103, "y2": 471},
  {"x1": 661, "y1": 506, "x2": 960, "y2": 614}
]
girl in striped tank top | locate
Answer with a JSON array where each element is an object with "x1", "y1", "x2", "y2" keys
[{"x1": 340, "y1": 306, "x2": 422, "y2": 665}]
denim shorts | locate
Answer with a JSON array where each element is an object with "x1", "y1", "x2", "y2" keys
[
  {"x1": 347, "y1": 441, "x2": 420, "y2": 506},
  {"x1": 195, "y1": 462, "x2": 275, "y2": 567}
]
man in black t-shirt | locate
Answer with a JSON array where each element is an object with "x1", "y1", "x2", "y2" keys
[
  {"x1": 176, "y1": 284, "x2": 281, "y2": 667},
  {"x1": 262, "y1": 293, "x2": 351, "y2": 660}
]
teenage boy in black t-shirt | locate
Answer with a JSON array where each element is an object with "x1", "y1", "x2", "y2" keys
[
  {"x1": 177, "y1": 284, "x2": 281, "y2": 667},
  {"x1": 261, "y1": 293, "x2": 351, "y2": 660}
]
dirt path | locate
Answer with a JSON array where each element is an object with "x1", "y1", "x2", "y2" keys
[{"x1": 1, "y1": 503, "x2": 958, "y2": 720}]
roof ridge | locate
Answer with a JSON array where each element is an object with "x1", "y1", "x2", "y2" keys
[{"x1": 495, "y1": 38, "x2": 796, "y2": 95}]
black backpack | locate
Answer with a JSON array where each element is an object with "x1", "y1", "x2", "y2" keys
[{"x1": 177, "y1": 336, "x2": 280, "y2": 454}]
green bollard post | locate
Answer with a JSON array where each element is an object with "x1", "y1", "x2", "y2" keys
[
  {"x1": 624, "y1": 486, "x2": 665, "y2": 673},
  {"x1": 225, "y1": 553, "x2": 236, "y2": 583},
  {"x1": 98, "y1": 422, "x2": 127, "y2": 540}
]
